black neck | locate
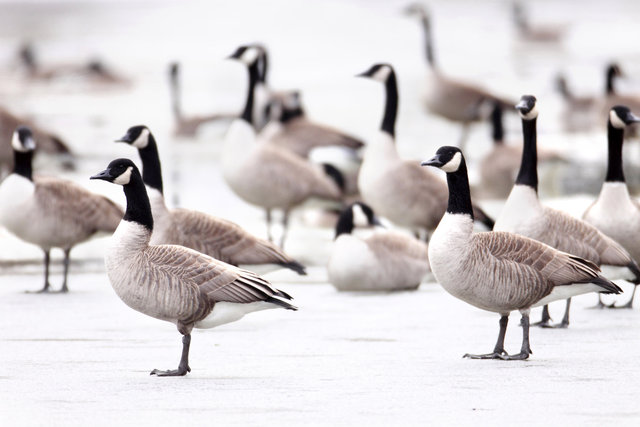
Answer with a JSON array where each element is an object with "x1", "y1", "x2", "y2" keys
[
  {"x1": 605, "y1": 121, "x2": 625, "y2": 182},
  {"x1": 381, "y1": 70, "x2": 399, "y2": 137},
  {"x1": 515, "y1": 118, "x2": 538, "y2": 191},
  {"x1": 334, "y1": 210, "x2": 354, "y2": 238},
  {"x1": 13, "y1": 150, "x2": 33, "y2": 180},
  {"x1": 122, "y1": 174, "x2": 154, "y2": 231},
  {"x1": 490, "y1": 103, "x2": 504, "y2": 144},
  {"x1": 258, "y1": 52, "x2": 268, "y2": 84},
  {"x1": 606, "y1": 70, "x2": 616, "y2": 95},
  {"x1": 137, "y1": 133, "x2": 164, "y2": 194},
  {"x1": 280, "y1": 106, "x2": 304, "y2": 123},
  {"x1": 241, "y1": 60, "x2": 260, "y2": 124},
  {"x1": 421, "y1": 16, "x2": 435, "y2": 67},
  {"x1": 445, "y1": 159, "x2": 474, "y2": 218}
]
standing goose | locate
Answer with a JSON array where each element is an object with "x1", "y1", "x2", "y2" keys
[
  {"x1": 356, "y1": 63, "x2": 494, "y2": 239},
  {"x1": 0, "y1": 126, "x2": 122, "y2": 292},
  {"x1": 223, "y1": 45, "x2": 342, "y2": 247},
  {"x1": 511, "y1": 2, "x2": 565, "y2": 44},
  {"x1": 168, "y1": 62, "x2": 236, "y2": 137},
  {"x1": 583, "y1": 106, "x2": 640, "y2": 308},
  {"x1": 601, "y1": 64, "x2": 640, "y2": 133},
  {"x1": 405, "y1": 4, "x2": 514, "y2": 146},
  {"x1": 328, "y1": 202, "x2": 430, "y2": 292},
  {"x1": 90, "y1": 158, "x2": 296, "y2": 376},
  {"x1": 423, "y1": 146, "x2": 622, "y2": 360},
  {"x1": 554, "y1": 74, "x2": 599, "y2": 133},
  {"x1": 116, "y1": 125, "x2": 305, "y2": 275},
  {"x1": 493, "y1": 95, "x2": 640, "y2": 327}
]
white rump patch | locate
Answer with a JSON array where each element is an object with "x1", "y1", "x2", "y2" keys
[
  {"x1": 372, "y1": 65, "x2": 392, "y2": 82},
  {"x1": 352, "y1": 204, "x2": 370, "y2": 228},
  {"x1": 132, "y1": 128, "x2": 150, "y2": 149},
  {"x1": 441, "y1": 152, "x2": 462, "y2": 173},
  {"x1": 114, "y1": 166, "x2": 133, "y2": 185},
  {"x1": 12, "y1": 132, "x2": 35, "y2": 152},
  {"x1": 195, "y1": 301, "x2": 276, "y2": 329},
  {"x1": 609, "y1": 109, "x2": 626, "y2": 129}
]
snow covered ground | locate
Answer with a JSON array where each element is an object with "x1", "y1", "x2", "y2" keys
[{"x1": 2, "y1": 0, "x2": 640, "y2": 425}]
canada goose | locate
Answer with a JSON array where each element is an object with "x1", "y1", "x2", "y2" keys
[
  {"x1": 554, "y1": 74, "x2": 599, "y2": 133},
  {"x1": 328, "y1": 202, "x2": 430, "y2": 291},
  {"x1": 422, "y1": 145, "x2": 622, "y2": 360},
  {"x1": 0, "y1": 107, "x2": 74, "y2": 176},
  {"x1": 116, "y1": 125, "x2": 306, "y2": 274},
  {"x1": 511, "y1": 2, "x2": 565, "y2": 44},
  {"x1": 223, "y1": 45, "x2": 342, "y2": 247},
  {"x1": 356, "y1": 63, "x2": 494, "y2": 238},
  {"x1": 168, "y1": 62, "x2": 236, "y2": 137},
  {"x1": 0, "y1": 126, "x2": 122, "y2": 292},
  {"x1": 583, "y1": 106, "x2": 640, "y2": 308},
  {"x1": 601, "y1": 64, "x2": 640, "y2": 135},
  {"x1": 90, "y1": 158, "x2": 296, "y2": 376},
  {"x1": 493, "y1": 95, "x2": 640, "y2": 327},
  {"x1": 405, "y1": 4, "x2": 514, "y2": 146}
]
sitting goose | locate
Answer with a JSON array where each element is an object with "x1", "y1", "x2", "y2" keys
[
  {"x1": 423, "y1": 146, "x2": 622, "y2": 360},
  {"x1": 327, "y1": 202, "x2": 430, "y2": 292},
  {"x1": 583, "y1": 106, "x2": 640, "y2": 308},
  {"x1": 493, "y1": 95, "x2": 640, "y2": 327},
  {"x1": 357, "y1": 63, "x2": 494, "y2": 239},
  {"x1": 90, "y1": 158, "x2": 297, "y2": 376},
  {"x1": 0, "y1": 126, "x2": 122, "y2": 292},
  {"x1": 116, "y1": 124, "x2": 306, "y2": 275},
  {"x1": 405, "y1": 4, "x2": 514, "y2": 146},
  {"x1": 223, "y1": 45, "x2": 342, "y2": 247}
]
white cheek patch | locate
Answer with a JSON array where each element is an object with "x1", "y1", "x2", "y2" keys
[
  {"x1": 11, "y1": 132, "x2": 35, "y2": 152},
  {"x1": 114, "y1": 166, "x2": 133, "y2": 185},
  {"x1": 240, "y1": 48, "x2": 260, "y2": 65},
  {"x1": 372, "y1": 65, "x2": 391, "y2": 82},
  {"x1": 132, "y1": 128, "x2": 150, "y2": 149},
  {"x1": 441, "y1": 152, "x2": 462, "y2": 173},
  {"x1": 520, "y1": 104, "x2": 538, "y2": 120},
  {"x1": 352, "y1": 204, "x2": 370, "y2": 228},
  {"x1": 610, "y1": 110, "x2": 626, "y2": 129}
]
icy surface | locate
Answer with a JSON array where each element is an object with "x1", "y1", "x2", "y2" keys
[{"x1": 2, "y1": 0, "x2": 640, "y2": 425}]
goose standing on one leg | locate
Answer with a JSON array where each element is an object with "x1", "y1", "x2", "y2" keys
[
  {"x1": 356, "y1": 63, "x2": 494, "y2": 239},
  {"x1": 493, "y1": 95, "x2": 640, "y2": 327},
  {"x1": 223, "y1": 45, "x2": 342, "y2": 248},
  {"x1": 327, "y1": 202, "x2": 430, "y2": 292},
  {"x1": 90, "y1": 158, "x2": 297, "y2": 376},
  {"x1": 583, "y1": 106, "x2": 640, "y2": 308},
  {"x1": 116, "y1": 125, "x2": 305, "y2": 274},
  {"x1": 0, "y1": 126, "x2": 122, "y2": 292},
  {"x1": 422, "y1": 146, "x2": 622, "y2": 360}
]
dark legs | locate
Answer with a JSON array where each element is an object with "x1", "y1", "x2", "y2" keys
[
  {"x1": 532, "y1": 299, "x2": 571, "y2": 328},
  {"x1": 501, "y1": 312, "x2": 532, "y2": 360},
  {"x1": 151, "y1": 334, "x2": 191, "y2": 377},
  {"x1": 265, "y1": 209, "x2": 273, "y2": 242},
  {"x1": 464, "y1": 312, "x2": 532, "y2": 361},
  {"x1": 279, "y1": 210, "x2": 290, "y2": 250},
  {"x1": 59, "y1": 248, "x2": 71, "y2": 293},
  {"x1": 31, "y1": 250, "x2": 51, "y2": 293},
  {"x1": 30, "y1": 249, "x2": 72, "y2": 293}
]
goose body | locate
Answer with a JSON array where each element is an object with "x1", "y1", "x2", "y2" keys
[
  {"x1": 423, "y1": 146, "x2": 621, "y2": 360},
  {"x1": 327, "y1": 203, "x2": 429, "y2": 291},
  {"x1": 555, "y1": 74, "x2": 598, "y2": 133},
  {"x1": 0, "y1": 126, "x2": 122, "y2": 292},
  {"x1": 494, "y1": 96, "x2": 640, "y2": 326},
  {"x1": 117, "y1": 125, "x2": 305, "y2": 274},
  {"x1": 92, "y1": 158, "x2": 296, "y2": 376},
  {"x1": 511, "y1": 2, "x2": 565, "y2": 44}
]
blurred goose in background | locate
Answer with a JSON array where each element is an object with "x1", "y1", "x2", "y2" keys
[
  {"x1": 601, "y1": 63, "x2": 640, "y2": 133},
  {"x1": 223, "y1": 45, "x2": 342, "y2": 248},
  {"x1": 357, "y1": 63, "x2": 494, "y2": 240},
  {"x1": 90, "y1": 158, "x2": 296, "y2": 376},
  {"x1": 168, "y1": 62, "x2": 236, "y2": 137},
  {"x1": 328, "y1": 202, "x2": 430, "y2": 292},
  {"x1": 511, "y1": 2, "x2": 565, "y2": 44},
  {"x1": 583, "y1": 106, "x2": 640, "y2": 308},
  {"x1": 0, "y1": 107, "x2": 74, "y2": 176},
  {"x1": 405, "y1": 3, "x2": 514, "y2": 146},
  {"x1": 423, "y1": 145, "x2": 622, "y2": 360},
  {"x1": 0, "y1": 126, "x2": 122, "y2": 292},
  {"x1": 493, "y1": 95, "x2": 640, "y2": 328},
  {"x1": 116, "y1": 125, "x2": 306, "y2": 275},
  {"x1": 554, "y1": 73, "x2": 599, "y2": 133}
]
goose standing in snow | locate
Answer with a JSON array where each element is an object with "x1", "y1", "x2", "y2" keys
[
  {"x1": 0, "y1": 126, "x2": 122, "y2": 292},
  {"x1": 423, "y1": 146, "x2": 622, "y2": 360},
  {"x1": 90, "y1": 158, "x2": 296, "y2": 376},
  {"x1": 328, "y1": 202, "x2": 430, "y2": 292},
  {"x1": 356, "y1": 63, "x2": 494, "y2": 239},
  {"x1": 116, "y1": 125, "x2": 305, "y2": 274},
  {"x1": 405, "y1": 3, "x2": 514, "y2": 146},
  {"x1": 223, "y1": 45, "x2": 342, "y2": 247},
  {"x1": 493, "y1": 95, "x2": 640, "y2": 327},
  {"x1": 583, "y1": 106, "x2": 640, "y2": 308}
]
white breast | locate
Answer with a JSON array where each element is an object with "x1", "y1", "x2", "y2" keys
[
  {"x1": 0, "y1": 174, "x2": 35, "y2": 232},
  {"x1": 222, "y1": 119, "x2": 256, "y2": 182},
  {"x1": 327, "y1": 234, "x2": 379, "y2": 291},
  {"x1": 493, "y1": 184, "x2": 543, "y2": 233},
  {"x1": 146, "y1": 187, "x2": 172, "y2": 245}
]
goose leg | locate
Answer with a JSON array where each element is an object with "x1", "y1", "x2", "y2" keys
[
  {"x1": 31, "y1": 250, "x2": 51, "y2": 293},
  {"x1": 612, "y1": 285, "x2": 637, "y2": 309},
  {"x1": 464, "y1": 314, "x2": 509, "y2": 359},
  {"x1": 501, "y1": 312, "x2": 532, "y2": 360},
  {"x1": 265, "y1": 209, "x2": 273, "y2": 242},
  {"x1": 556, "y1": 298, "x2": 570, "y2": 328},
  {"x1": 531, "y1": 304, "x2": 552, "y2": 327},
  {"x1": 279, "y1": 210, "x2": 290, "y2": 250},
  {"x1": 58, "y1": 248, "x2": 71, "y2": 293},
  {"x1": 150, "y1": 334, "x2": 191, "y2": 377}
]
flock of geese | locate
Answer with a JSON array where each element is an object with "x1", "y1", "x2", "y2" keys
[{"x1": 3, "y1": 3, "x2": 640, "y2": 375}]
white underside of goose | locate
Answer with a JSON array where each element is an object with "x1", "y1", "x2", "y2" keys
[{"x1": 195, "y1": 301, "x2": 276, "y2": 329}]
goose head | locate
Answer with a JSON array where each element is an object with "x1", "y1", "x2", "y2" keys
[
  {"x1": 116, "y1": 125, "x2": 151, "y2": 149},
  {"x1": 515, "y1": 95, "x2": 538, "y2": 120},
  {"x1": 91, "y1": 158, "x2": 140, "y2": 186},
  {"x1": 609, "y1": 106, "x2": 640, "y2": 129},
  {"x1": 421, "y1": 146, "x2": 464, "y2": 173},
  {"x1": 356, "y1": 63, "x2": 394, "y2": 84},
  {"x1": 12, "y1": 125, "x2": 36, "y2": 153},
  {"x1": 404, "y1": 3, "x2": 430, "y2": 22},
  {"x1": 228, "y1": 45, "x2": 262, "y2": 67},
  {"x1": 335, "y1": 202, "x2": 383, "y2": 238}
]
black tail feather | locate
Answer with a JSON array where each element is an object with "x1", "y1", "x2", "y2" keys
[
  {"x1": 279, "y1": 260, "x2": 307, "y2": 276},
  {"x1": 627, "y1": 261, "x2": 640, "y2": 284},
  {"x1": 321, "y1": 163, "x2": 345, "y2": 193},
  {"x1": 590, "y1": 276, "x2": 623, "y2": 295}
]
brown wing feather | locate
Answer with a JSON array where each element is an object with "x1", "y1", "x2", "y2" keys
[{"x1": 271, "y1": 117, "x2": 364, "y2": 157}]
